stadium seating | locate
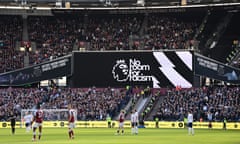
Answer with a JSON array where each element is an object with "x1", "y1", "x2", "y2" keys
[
  {"x1": 0, "y1": 15, "x2": 24, "y2": 73},
  {"x1": 0, "y1": 11, "x2": 204, "y2": 67},
  {"x1": 151, "y1": 86, "x2": 240, "y2": 122},
  {"x1": 0, "y1": 8, "x2": 240, "y2": 123},
  {"x1": 0, "y1": 87, "x2": 131, "y2": 121}
]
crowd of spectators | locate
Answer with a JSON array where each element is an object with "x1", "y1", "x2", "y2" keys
[
  {"x1": 27, "y1": 15, "x2": 85, "y2": 64},
  {"x1": 0, "y1": 12, "x2": 202, "y2": 68},
  {"x1": 43, "y1": 87, "x2": 131, "y2": 121},
  {"x1": 27, "y1": 13, "x2": 200, "y2": 64},
  {"x1": 155, "y1": 86, "x2": 240, "y2": 122},
  {"x1": 0, "y1": 15, "x2": 24, "y2": 73},
  {"x1": 0, "y1": 87, "x2": 39, "y2": 121},
  {"x1": 85, "y1": 14, "x2": 143, "y2": 51},
  {"x1": 1, "y1": 86, "x2": 240, "y2": 123},
  {"x1": 0, "y1": 87, "x2": 131, "y2": 121},
  {"x1": 143, "y1": 14, "x2": 198, "y2": 50}
]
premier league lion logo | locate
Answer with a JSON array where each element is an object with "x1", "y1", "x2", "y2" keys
[{"x1": 112, "y1": 60, "x2": 129, "y2": 82}]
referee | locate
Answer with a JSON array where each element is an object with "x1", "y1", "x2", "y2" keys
[{"x1": 8, "y1": 110, "x2": 17, "y2": 135}]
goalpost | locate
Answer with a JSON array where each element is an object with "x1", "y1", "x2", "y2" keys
[{"x1": 21, "y1": 109, "x2": 77, "y2": 128}]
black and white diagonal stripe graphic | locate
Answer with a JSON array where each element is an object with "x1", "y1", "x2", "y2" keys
[{"x1": 152, "y1": 51, "x2": 193, "y2": 88}]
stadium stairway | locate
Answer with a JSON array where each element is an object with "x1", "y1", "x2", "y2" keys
[
  {"x1": 124, "y1": 96, "x2": 143, "y2": 120},
  {"x1": 145, "y1": 95, "x2": 164, "y2": 121},
  {"x1": 197, "y1": 10, "x2": 228, "y2": 55},
  {"x1": 211, "y1": 12, "x2": 239, "y2": 63},
  {"x1": 125, "y1": 95, "x2": 151, "y2": 120},
  {"x1": 206, "y1": 12, "x2": 233, "y2": 61}
]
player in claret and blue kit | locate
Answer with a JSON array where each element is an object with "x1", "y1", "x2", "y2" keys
[
  {"x1": 68, "y1": 104, "x2": 76, "y2": 139},
  {"x1": 32, "y1": 104, "x2": 44, "y2": 141}
]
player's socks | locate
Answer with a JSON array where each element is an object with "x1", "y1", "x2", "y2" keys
[
  {"x1": 12, "y1": 128, "x2": 15, "y2": 134},
  {"x1": 27, "y1": 127, "x2": 30, "y2": 132},
  {"x1": 71, "y1": 131, "x2": 74, "y2": 139},
  {"x1": 38, "y1": 133, "x2": 42, "y2": 140},
  {"x1": 135, "y1": 127, "x2": 138, "y2": 134},
  {"x1": 69, "y1": 131, "x2": 72, "y2": 138},
  {"x1": 32, "y1": 134, "x2": 36, "y2": 141},
  {"x1": 115, "y1": 130, "x2": 120, "y2": 135},
  {"x1": 121, "y1": 130, "x2": 124, "y2": 135},
  {"x1": 191, "y1": 128, "x2": 194, "y2": 135}
]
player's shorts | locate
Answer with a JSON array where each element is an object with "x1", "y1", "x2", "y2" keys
[
  {"x1": 69, "y1": 122, "x2": 75, "y2": 129},
  {"x1": 131, "y1": 122, "x2": 135, "y2": 127},
  {"x1": 25, "y1": 122, "x2": 30, "y2": 127},
  {"x1": 135, "y1": 122, "x2": 138, "y2": 127},
  {"x1": 33, "y1": 122, "x2": 42, "y2": 128},
  {"x1": 119, "y1": 122, "x2": 124, "y2": 128},
  {"x1": 11, "y1": 121, "x2": 16, "y2": 127},
  {"x1": 188, "y1": 122, "x2": 192, "y2": 128}
]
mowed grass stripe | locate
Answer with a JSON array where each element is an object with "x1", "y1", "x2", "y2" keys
[{"x1": 0, "y1": 128, "x2": 239, "y2": 144}]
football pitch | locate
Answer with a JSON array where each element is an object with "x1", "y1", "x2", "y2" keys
[{"x1": 0, "y1": 128, "x2": 239, "y2": 144}]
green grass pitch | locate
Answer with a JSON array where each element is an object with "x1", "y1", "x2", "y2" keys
[{"x1": 0, "y1": 128, "x2": 239, "y2": 144}]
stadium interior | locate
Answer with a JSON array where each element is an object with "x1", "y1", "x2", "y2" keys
[{"x1": 0, "y1": 0, "x2": 240, "y2": 125}]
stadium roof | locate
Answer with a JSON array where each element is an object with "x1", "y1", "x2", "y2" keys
[
  {"x1": 0, "y1": 0, "x2": 240, "y2": 8},
  {"x1": 0, "y1": 0, "x2": 239, "y2": 16}
]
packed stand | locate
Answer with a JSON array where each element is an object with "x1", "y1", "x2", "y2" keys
[
  {"x1": 0, "y1": 87, "x2": 131, "y2": 121},
  {"x1": 85, "y1": 14, "x2": 143, "y2": 50},
  {"x1": 27, "y1": 12, "x2": 201, "y2": 64},
  {"x1": 0, "y1": 12, "x2": 203, "y2": 70},
  {"x1": 27, "y1": 15, "x2": 85, "y2": 64},
  {"x1": 143, "y1": 14, "x2": 199, "y2": 50},
  {"x1": 0, "y1": 87, "x2": 43, "y2": 121},
  {"x1": 0, "y1": 15, "x2": 24, "y2": 73},
  {"x1": 155, "y1": 86, "x2": 240, "y2": 122}
]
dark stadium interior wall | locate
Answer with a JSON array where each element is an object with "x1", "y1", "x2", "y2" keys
[{"x1": 193, "y1": 75, "x2": 201, "y2": 87}]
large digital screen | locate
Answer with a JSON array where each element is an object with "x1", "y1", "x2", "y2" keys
[{"x1": 72, "y1": 51, "x2": 193, "y2": 88}]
